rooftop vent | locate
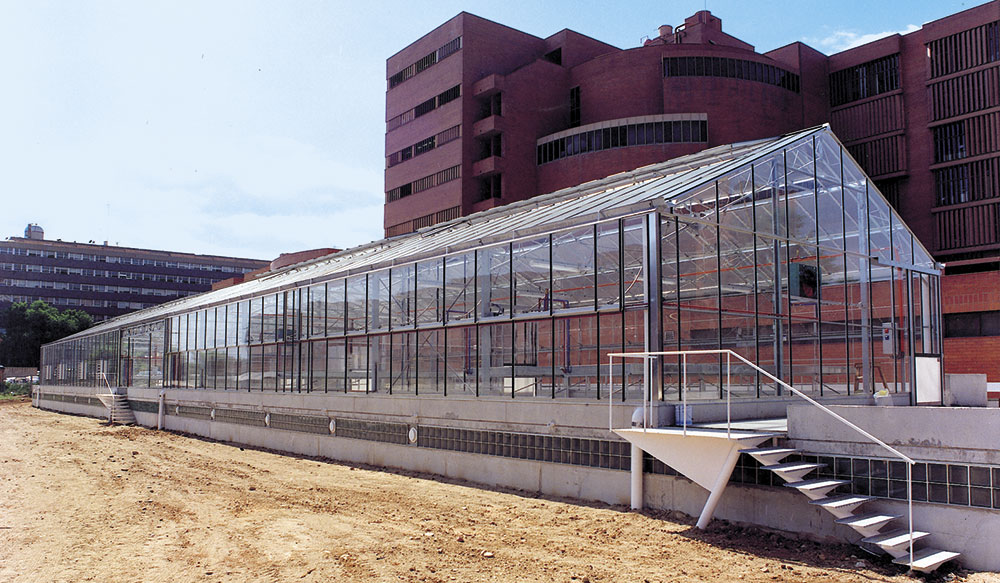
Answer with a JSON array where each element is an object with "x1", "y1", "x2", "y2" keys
[{"x1": 24, "y1": 223, "x2": 43, "y2": 240}]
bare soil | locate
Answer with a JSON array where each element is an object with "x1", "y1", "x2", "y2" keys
[{"x1": 0, "y1": 401, "x2": 994, "y2": 583}]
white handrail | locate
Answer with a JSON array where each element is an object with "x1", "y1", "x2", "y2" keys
[{"x1": 606, "y1": 349, "x2": 917, "y2": 570}]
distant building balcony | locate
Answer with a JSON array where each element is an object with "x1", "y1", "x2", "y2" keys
[
  {"x1": 473, "y1": 115, "x2": 502, "y2": 138},
  {"x1": 472, "y1": 74, "x2": 503, "y2": 97},
  {"x1": 473, "y1": 156, "x2": 501, "y2": 177}
]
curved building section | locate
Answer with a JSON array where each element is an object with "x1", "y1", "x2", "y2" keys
[
  {"x1": 536, "y1": 114, "x2": 708, "y2": 193},
  {"x1": 383, "y1": 10, "x2": 831, "y2": 236}
]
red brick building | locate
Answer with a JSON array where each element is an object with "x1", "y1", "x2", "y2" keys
[{"x1": 385, "y1": 2, "x2": 1000, "y2": 379}]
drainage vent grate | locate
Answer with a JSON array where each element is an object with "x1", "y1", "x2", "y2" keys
[
  {"x1": 335, "y1": 418, "x2": 408, "y2": 444},
  {"x1": 269, "y1": 413, "x2": 330, "y2": 434},
  {"x1": 129, "y1": 400, "x2": 158, "y2": 413},
  {"x1": 213, "y1": 408, "x2": 266, "y2": 427},
  {"x1": 174, "y1": 405, "x2": 212, "y2": 420}
]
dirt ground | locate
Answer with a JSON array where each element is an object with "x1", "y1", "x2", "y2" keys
[{"x1": 0, "y1": 401, "x2": 994, "y2": 583}]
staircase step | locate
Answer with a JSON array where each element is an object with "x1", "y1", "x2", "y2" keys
[
  {"x1": 835, "y1": 512, "x2": 899, "y2": 537},
  {"x1": 863, "y1": 529, "x2": 931, "y2": 558},
  {"x1": 740, "y1": 447, "x2": 797, "y2": 465},
  {"x1": 783, "y1": 478, "x2": 849, "y2": 500},
  {"x1": 892, "y1": 548, "x2": 961, "y2": 574},
  {"x1": 762, "y1": 461, "x2": 824, "y2": 483},
  {"x1": 809, "y1": 494, "x2": 872, "y2": 519}
]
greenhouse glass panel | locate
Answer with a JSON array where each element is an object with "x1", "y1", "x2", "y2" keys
[
  {"x1": 515, "y1": 319, "x2": 553, "y2": 398},
  {"x1": 416, "y1": 329, "x2": 444, "y2": 394},
  {"x1": 391, "y1": 331, "x2": 417, "y2": 394},
  {"x1": 347, "y1": 336, "x2": 369, "y2": 392},
  {"x1": 263, "y1": 295, "x2": 277, "y2": 344},
  {"x1": 754, "y1": 154, "x2": 786, "y2": 237},
  {"x1": 346, "y1": 276, "x2": 367, "y2": 333},
  {"x1": 445, "y1": 326, "x2": 477, "y2": 396},
  {"x1": 623, "y1": 309, "x2": 645, "y2": 400},
  {"x1": 327, "y1": 338, "x2": 346, "y2": 393},
  {"x1": 678, "y1": 220, "x2": 719, "y2": 310},
  {"x1": 672, "y1": 182, "x2": 717, "y2": 223},
  {"x1": 815, "y1": 133, "x2": 845, "y2": 251},
  {"x1": 369, "y1": 271, "x2": 390, "y2": 332},
  {"x1": 890, "y1": 211, "x2": 913, "y2": 265},
  {"x1": 478, "y1": 244, "x2": 511, "y2": 320},
  {"x1": 842, "y1": 160, "x2": 868, "y2": 256},
  {"x1": 622, "y1": 217, "x2": 645, "y2": 308},
  {"x1": 552, "y1": 315, "x2": 599, "y2": 399},
  {"x1": 550, "y1": 226, "x2": 595, "y2": 313},
  {"x1": 390, "y1": 265, "x2": 415, "y2": 329},
  {"x1": 238, "y1": 345, "x2": 250, "y2": 391},
  {"x1": 786, "y1": 138, "x2": 817, "y2": 244},
  {"x1": 249, "y1": 298, "x2": 263, "y2": 344},
  {"x1": 512, "y1": 236, "x2": 550, "y2": 316},
  {"x1": 327, "y1": 279, "x2": 346, "y2": 336},
  {"x1": 595, "y1": 221, "x2": 621, "y2": 309},
  {"x1": 717, "y1": 166, "x2": 754, "y2": 232},
  {"x1": 718, "y1": 226, "x2": 755, "y2": 314},
  {"x1": 309, "y1": 339, "x2": 326, "y2": 392},
  {"x1": 444, "y1": 252, "x2": 476, "y2": 323},
  {"x1": 415, "y1": 258, "x2": 444, "y2": 325},
  {"x1": 370, "y1": 334, "x2": 390, "y2": 392},
  {"x1": 308, "y1": 284, "x2": 326, "y2": 339},
  {"x1": 478, "y1": 322, "x2": 512, "y2": 396},
  {"x1": 868, "y1": 189, "x2": 892, "y2": 264}
]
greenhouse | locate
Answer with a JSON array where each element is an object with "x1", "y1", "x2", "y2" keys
[{"x1": 40, "y1": 125, "x2": 942, "y2": 406}]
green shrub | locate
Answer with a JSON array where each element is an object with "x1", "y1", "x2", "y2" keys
[{"x1": 0, "y1": 381, "x2": 32, "y2": 396}]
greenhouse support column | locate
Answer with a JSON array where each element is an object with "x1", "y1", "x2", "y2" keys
[{"x1": 644, "y1": 213, "x2": 664, "y2": 425}]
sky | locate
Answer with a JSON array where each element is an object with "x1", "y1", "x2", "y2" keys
[{"x1": 0, "y1": 0, "x2": 985, "y2": 261}]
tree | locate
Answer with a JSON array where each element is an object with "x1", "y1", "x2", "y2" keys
[{"x1": 0, "y1": 301, "x2": 93, "y2": 367}]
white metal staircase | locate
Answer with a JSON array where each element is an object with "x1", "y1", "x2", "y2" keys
[
  {"x1": 95, "y1": 373, "x2": 136, "y2": 425},
  {"x1": 609, "y1": 349, "x2": 961, "y2": 575},
  {"x1": 745, "y1": 443, "x2": 959, "y2": 573}
]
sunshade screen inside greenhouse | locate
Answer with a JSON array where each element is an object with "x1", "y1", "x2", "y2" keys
[{"x1": 41, "y1": 125, "x2": 941, "y2": 404}]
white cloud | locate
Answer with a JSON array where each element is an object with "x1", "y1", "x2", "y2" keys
[{"x1": 813, "y1": 24, "x2": 920, "y2": 53}]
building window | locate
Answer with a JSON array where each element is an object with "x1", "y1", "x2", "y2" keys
[
  {"x1": 387, "y1": 85, "x2": 462, "y2": 132},
  {"x1": 386, "y1": 165, "x2": 461, "y2": 203},
  {"x1": 829, "y1": 54, "x2": 900, "y2": 107},
  {"x1": 569, "y1": 87, "x2": 581, "y2": 128},
  {"x1": 663, "y1": 56, "x2": 800, "y2": 93},
  {"x1": 927, "y1": 20, "x2": 1000, "y2": 78},
  {"x1": 933, "y1": 121, "x2": 966, "y2": 163},
  {"x1": 478, "y1": 134, "x2": 501, "y2": 161},
  {"x1": 934, "y1": 157, "x2": 1000, "y2": 206},
  {"x1": 944, "y1": 311, "x2": 1000, "y2": 337},
  {"x1": 387, "y1": 125, "x2": 461, "y2": 168},
  {"x1": 478, "y1": 93, "x2": 501, "y2": 120},
  {"x1": 537, "y1": 119, "x2": 707, "y2": 165},
  {"x1": 388, "y1": 37, "x2": 462, "y2": 89},
  {"x1": 479, "y1": 174, "x2": 501, "y2": 201}
]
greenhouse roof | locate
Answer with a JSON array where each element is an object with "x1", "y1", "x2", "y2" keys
[{"x1": 61, "y1": 124, "x2": 933, "y2": 340}]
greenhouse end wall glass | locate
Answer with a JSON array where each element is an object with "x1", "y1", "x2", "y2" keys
[{"x1": 40, "y1": 126, "x2": 942, "y2": 406}]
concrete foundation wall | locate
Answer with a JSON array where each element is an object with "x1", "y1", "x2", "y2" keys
[
  {"x1": 35, "y1": 385, "x2": 1000, "y2": 572},
  {"x1": 788, "y1": 404, "x2": 1000, "y2": 465}
]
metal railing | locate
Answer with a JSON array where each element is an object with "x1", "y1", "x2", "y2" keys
[{"x1": 606, "y1": 349, "x2": 917, "y2": 569}]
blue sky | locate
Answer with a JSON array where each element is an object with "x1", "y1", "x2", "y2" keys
[{"x1": 0, "y1": 0, "x2": 983, "y2": 260}]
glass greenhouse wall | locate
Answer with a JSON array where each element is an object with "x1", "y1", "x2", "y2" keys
[{"x1": 40, "y1": 127, "x2": 942, "y2": 404}]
